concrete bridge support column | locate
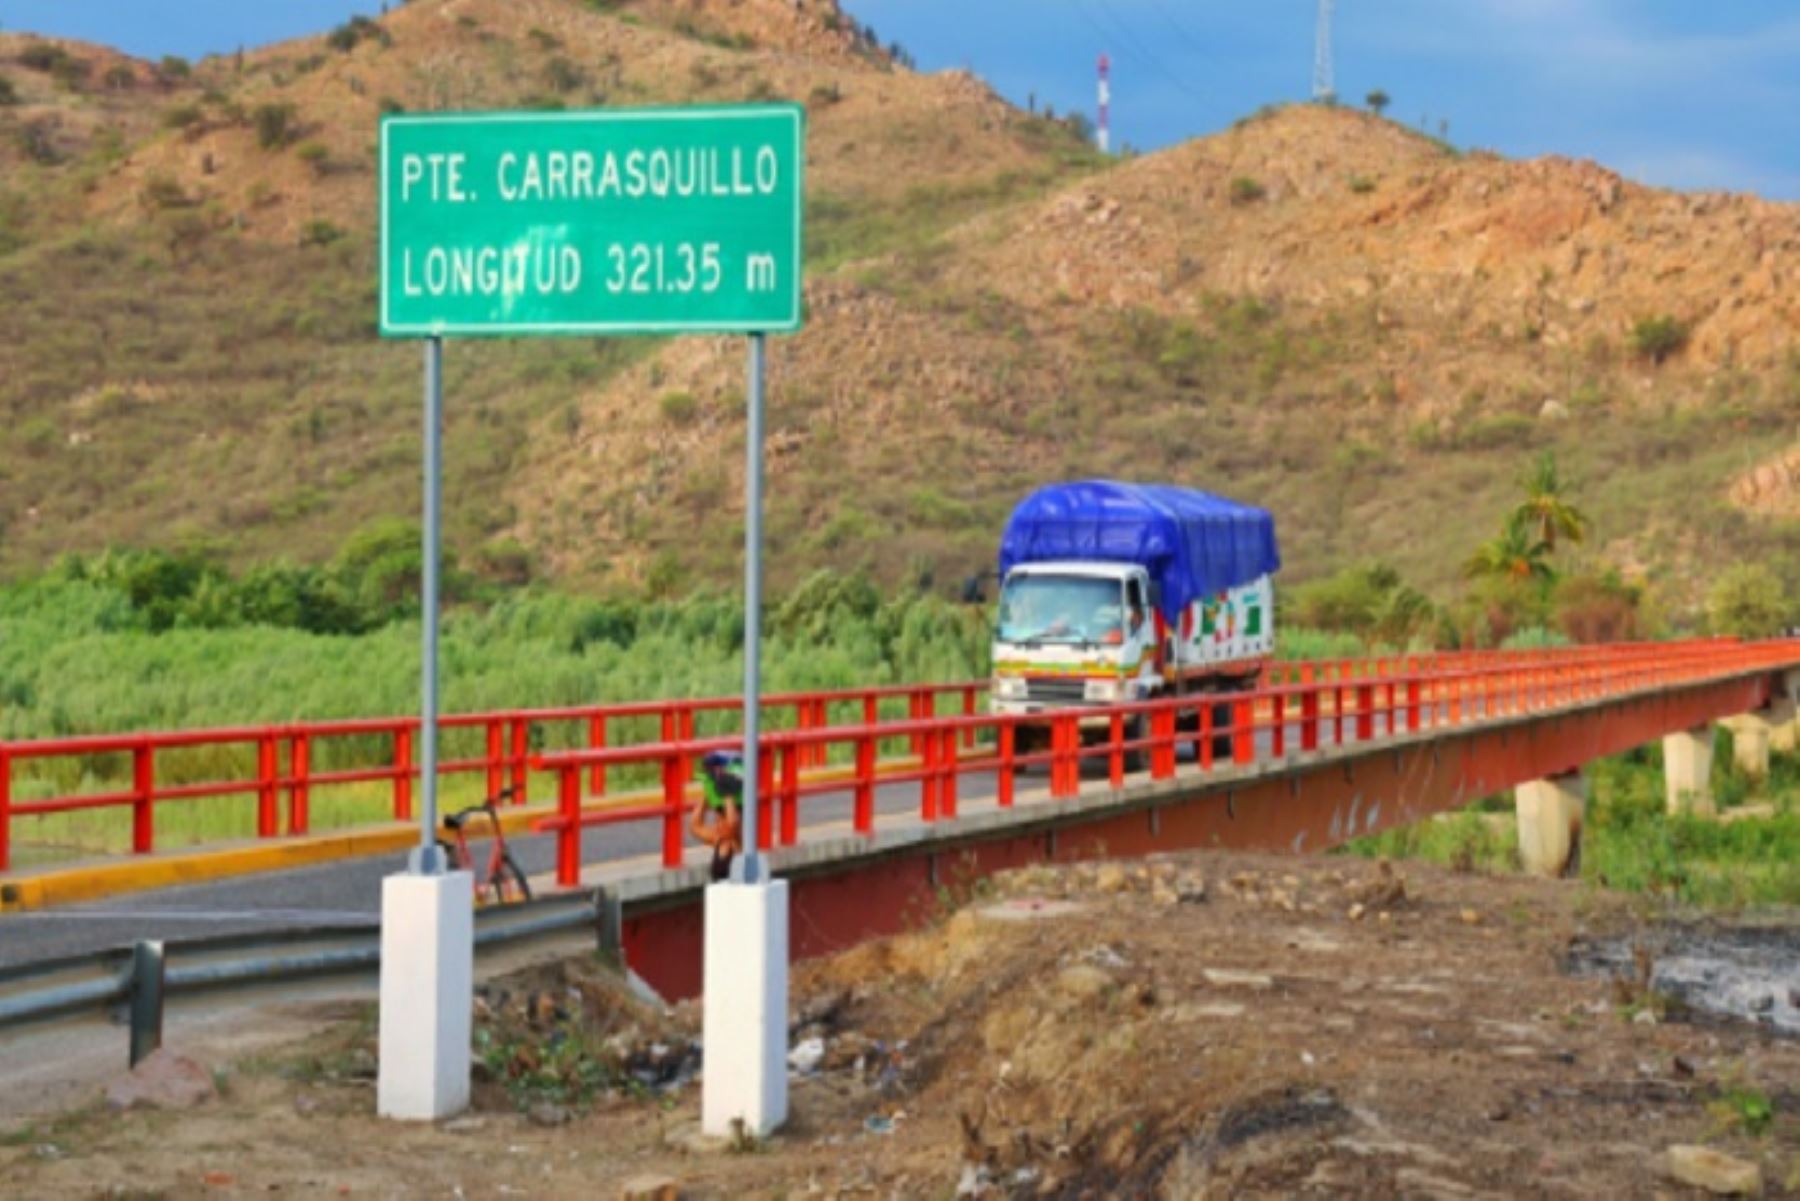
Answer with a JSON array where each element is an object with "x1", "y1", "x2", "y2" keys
[
  {"x1": 1663, "y1": 725, "x2": 1715, "y2": 817},
  {"x1": 1515, "y1": 772, "x2": 1585, "y2": 878},
  {"x1": 1747, "y1": 698, "x2": 1798, "y2": 757},
  {"x1": 1720, "y1": 712, "x2": 1776, "y2": 780}
]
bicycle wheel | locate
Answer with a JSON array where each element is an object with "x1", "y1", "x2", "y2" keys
[{"x1": 492, "y1": 851, "x2": 533, "y2": 905}]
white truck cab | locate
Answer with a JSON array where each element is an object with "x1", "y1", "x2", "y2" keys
[{"x1": 990, "y1": 562, "x2": 1161, "y2": 715}]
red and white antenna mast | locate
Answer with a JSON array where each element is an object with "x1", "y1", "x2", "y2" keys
[{"x1": 1096, "y1": 53, "x2": 1111, "y2": 154}]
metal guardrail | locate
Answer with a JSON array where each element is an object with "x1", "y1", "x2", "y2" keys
[{"x1": 0, "y1": 891, "x2": 599, "y2": 1063}]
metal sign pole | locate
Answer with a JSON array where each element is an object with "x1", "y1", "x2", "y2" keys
[
  {"x1": 735, "y1": 332, "x2": 767, "y2": 884},
  {"x1": 412, "y1": 335, "x2": 445, "y2": 875}
]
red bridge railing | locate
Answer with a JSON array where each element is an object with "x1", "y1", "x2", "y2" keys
[
  {"x1": 528, "y1": 639, "x2": 1800, "y2": 888},
  {"x1": 0, "y1": 681, "x2": 986, "y2": 872}
]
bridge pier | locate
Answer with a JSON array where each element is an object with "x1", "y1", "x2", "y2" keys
[
  {"x1": 1662, "y1": 725, "x2": 1715, "y2": 817},
  {"x1": 1725, "y1": 699, "x2": 1797, "y2": 768},
  {"x1": 1514, "y1": 772, "x2": 1585, "y2": 878}
]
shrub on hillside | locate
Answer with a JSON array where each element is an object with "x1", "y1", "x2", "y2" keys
[
  {"x1": 327, "y1": 16, "x2": 390, "y2": 53},
  {"x1": 1229, "y1": 176, "x2": 1266, "y2": 205},
  {"x1": 658, "y1": 391, "x2": 700, "y2": 425},
  {"x1": 296, "y1": 140, "x2": 329, "y2": 176},
  {"x1": 13, "y1": 118, "x2": 61, "y2": 164},
  {"x1": 17, "y1": 42, "x2": 69, "y2": 73},
  {"x1": 299, "y1": 220, "x2": 344, "y2": 248},
  {"x1": 252, "y1": 102, "x2": 298, "y2": 150},
  {"x1": 158, "y1": 55, "x2": 191, "y2": 80},
  {"x1": 544, "y1": 57, "x2": 587, "y2": 94},
  {"x1": 1630, "y1": 315, "x2": 1687, "y2": 365},
  {"x1": 138, "y1": 174, "x2": 189, "y2": 211},
  {"x1": 0, "y1": 77, "x2": 17, "y2": 107},
  {"x1": 163, "y1": 104, "x2": 202, "y2": 130}
]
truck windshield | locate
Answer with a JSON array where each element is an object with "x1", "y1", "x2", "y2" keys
[{"x1": 996, "y1": 575, "x2": 1124, "y2": 646}]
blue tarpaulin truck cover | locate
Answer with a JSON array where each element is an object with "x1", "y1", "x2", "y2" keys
[{"x1": 998, "y1": 481, "x2": 1281, "y2": 622}]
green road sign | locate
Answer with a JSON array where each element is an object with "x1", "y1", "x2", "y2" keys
[{"x1": 379, "y1": 105, "x2": 803, "y2": 337}]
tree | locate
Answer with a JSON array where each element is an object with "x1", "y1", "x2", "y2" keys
[
  {"x1": 1365, "y1": 89, "x2": 1390, "y2": 117},
  {"x1": 1706, "y1": 564, "x2": 1791, "y2": 639},
  {"x1": 1463, "y1": 516, "x2": 1553, "y2": 585},
  {"x1": 1511, "y1": 451, "x2": 1588, "y2": 552}
]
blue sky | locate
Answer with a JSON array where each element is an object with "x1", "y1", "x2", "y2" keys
[{"x1": 5, "y1": 0, "x2": 1796, "y2": 199}]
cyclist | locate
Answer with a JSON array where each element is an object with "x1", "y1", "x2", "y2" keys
[{"x1": 691, "y1": 750, "x2": 745, "y2": 881}]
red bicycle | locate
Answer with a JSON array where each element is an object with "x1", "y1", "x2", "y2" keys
[{"x1": 438, "y1": 787, "x2": 533, "y2": 906}]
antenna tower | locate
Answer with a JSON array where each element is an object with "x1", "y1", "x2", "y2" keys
[
  {"x1": 1096, "y1": 54, "x2": 1111, "y2": 154},
  {"x1": 1313, "y1": 0, "x2": 1335, "y2": 103}
]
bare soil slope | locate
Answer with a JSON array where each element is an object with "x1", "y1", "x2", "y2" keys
[{"x1": 2, "y1": 851, "x2": 1794, "y2": 1198}]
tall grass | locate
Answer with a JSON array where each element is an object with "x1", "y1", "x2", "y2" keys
[{"x1": 1, "y1": 573, "x2": 990, "y2": 863}]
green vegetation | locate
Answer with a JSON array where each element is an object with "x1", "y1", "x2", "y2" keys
[
  {"x1": 0, "y1": 560, "x2": 989, "y2": 861},
  {"x1": 162, "y1": 104, "x2": 203, "y2": 130},
  {"x1": 1510, "y1": 451, "x2": 1588, "y2": 552},
  {"x1": 1707, "y1": 563, "x2": 1793, "y2": 638},
  {"x1": 658, "y1": 390, "x2": 700, "y2": 425},
  {"x1": 296, "y1": 140, "x2": 330, "y2": 176},
  {"x1": 17, "y1": 42, "x2": 71, "y2": 74},
  {"x1": 0, "y1": 77, "x2": 18, "y2": 107},
  {"x1": 1228, "y1": 176, "x2": 1267, "y2": 205},
  {"x1": 326, "y1": 16, "x2": 391, "y2": 53},
  {"x1": 1630, "y1": 315, "x2": 1688, "y2": 365},
  {"x1": 252, "y1": 102, "x2": 298, "y2": 150},
  {"x1": 1346, "y1": 745, "x2": 1800, "y2": 909},
  {"x1": 1285, "y1": 563, "x2": 1434, "y2": 647},
  {"x1": 1364, "y1": 89, "x2": 1390, "y2": 118}
]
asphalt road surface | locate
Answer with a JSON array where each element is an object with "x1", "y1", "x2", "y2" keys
[{"x1": 2, "y1": 707, "x2": 1418, "y2": 969}]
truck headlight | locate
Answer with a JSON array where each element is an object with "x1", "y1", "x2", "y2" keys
[
  {"x1": 993, "y1": 676, "x2": 1027, "y2": 701},
  {"x1": 1083, "y1": 678, "x2": 1122, "y2": 702}
]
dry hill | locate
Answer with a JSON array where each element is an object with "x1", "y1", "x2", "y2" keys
[{"x1": 0, "y1": 0, "x2": 1794, "y2": 615}]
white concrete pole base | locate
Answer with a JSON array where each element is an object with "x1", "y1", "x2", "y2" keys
[
  {"x1": 702, "y1": 878, "x2": 789, "y2": 1138},
  {"x1": 377, "y1": 870, "x2": 474, "y2": 1121},
  {"x1": 1515, "y1": 774, "x2": 1586, "y2": 878},
  {"x1": 1663, "y1": 726, "x2": 1715, "y2": 818}
]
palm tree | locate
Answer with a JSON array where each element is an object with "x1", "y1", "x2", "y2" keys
[
  {"x1": 1463, "y1": 517, "x2": 1554, "y2": 584},
  {"x1": 1511, "y1": 451, "x2": 1589, "y2": 552}
]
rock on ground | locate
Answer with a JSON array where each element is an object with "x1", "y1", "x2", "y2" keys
[
  {"x1": 1666, "y1": 1145, "x2": 1763, "y2": 1197},
  {"x1": 619, "y1": 1175, "x2": 681, "y2": 1201},
  {"x1": 103, "y1": 1050, "x2": 217, "y2": 1111}
]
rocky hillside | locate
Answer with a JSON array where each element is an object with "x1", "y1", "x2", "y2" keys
[{"x1": 0, "y1": 0, "x2": 1794, "y2": 612}]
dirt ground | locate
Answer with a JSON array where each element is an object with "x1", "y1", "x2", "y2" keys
[{"x1": 3, "y1": 850, "x2": 1796, "y2": 1200}]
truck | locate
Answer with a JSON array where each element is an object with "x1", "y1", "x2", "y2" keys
[{"x1": 987, "y1": 480, "x2": 1280, "y2": 758}]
